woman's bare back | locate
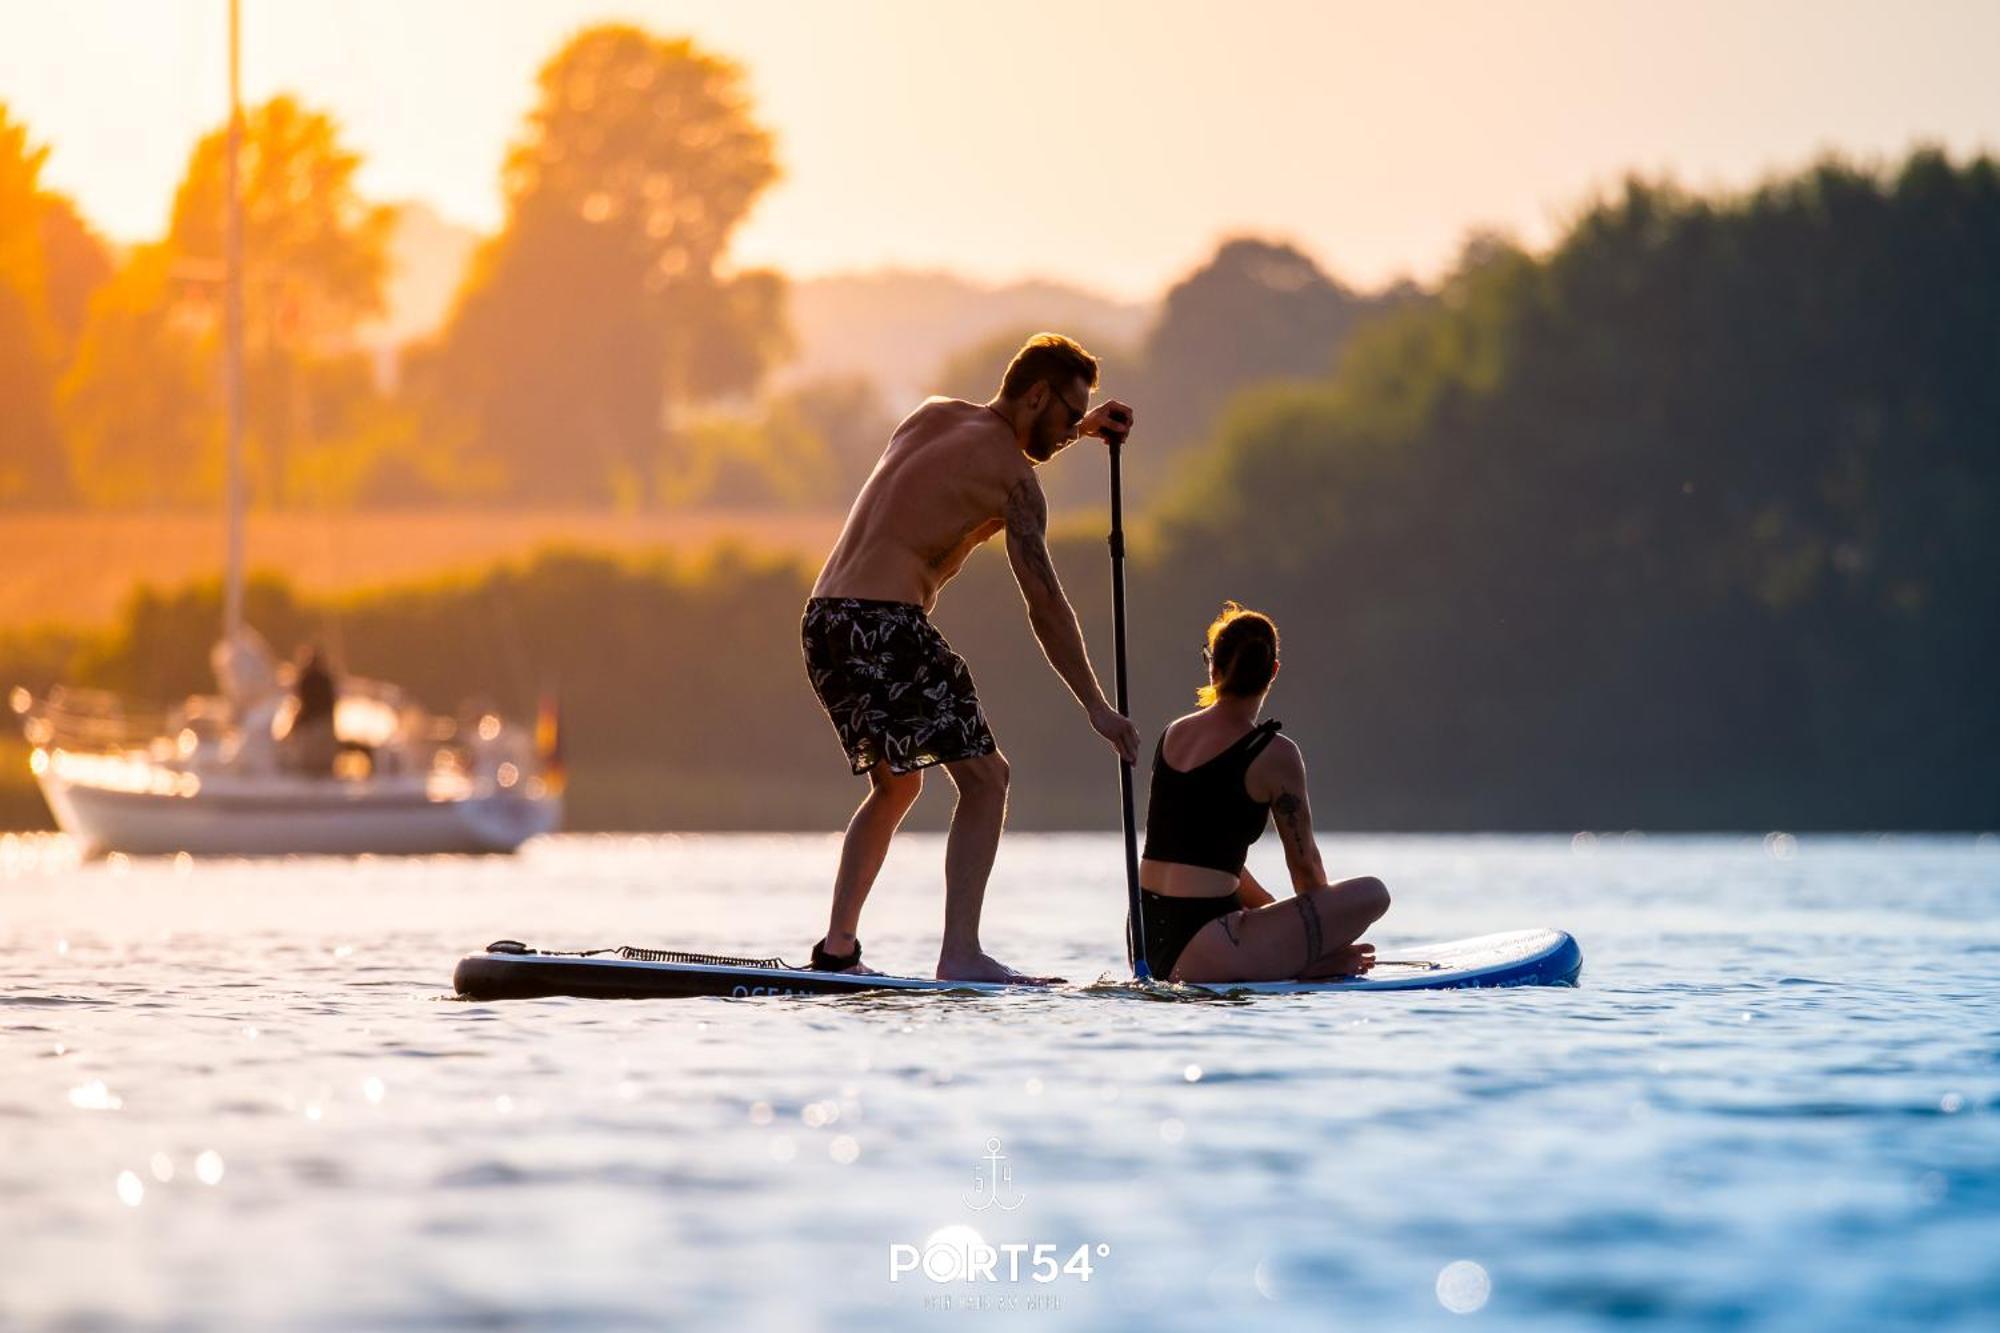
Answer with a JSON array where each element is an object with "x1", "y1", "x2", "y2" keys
[{"x1": 1158, "y1": 709, "x2": 1266, "y2": 773}]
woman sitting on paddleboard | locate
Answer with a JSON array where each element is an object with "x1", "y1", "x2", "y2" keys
[{"x1": 1137, "y1": 602, "x2": 1389, "y2": 982}]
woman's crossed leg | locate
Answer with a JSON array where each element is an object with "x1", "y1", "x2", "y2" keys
[{"x1": 1171, "y1": 876, "x2": 1390, "y2": 983}]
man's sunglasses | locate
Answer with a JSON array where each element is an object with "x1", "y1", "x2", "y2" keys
[{"x1": 1044, "y1": 382, "x2": 1086, "y2": 430}]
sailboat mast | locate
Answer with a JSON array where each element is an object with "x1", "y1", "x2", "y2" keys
[{"x1": 222, "y1": 0, "x2": 246, "y2": 642}]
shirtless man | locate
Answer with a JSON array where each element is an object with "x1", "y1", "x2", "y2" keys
[{"x1": 801, "y1": 333, "x2": 1140, "y2": 982}]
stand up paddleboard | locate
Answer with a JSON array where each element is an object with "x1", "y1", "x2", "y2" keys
[
  {"x1": 454, "y1": 430, "x2": 1585, "y2": 1006},
  {"x1": 451, "y1": 928, "x2": 1581, "y2": 1001}
]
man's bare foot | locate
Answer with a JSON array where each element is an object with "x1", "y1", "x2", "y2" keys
[
  {"x1": 936, "y1": 950, "x2": 1065, "y2": 985},
  {"x1": 1300, "y1": 943, "x2": 1376, "y2": 981}
]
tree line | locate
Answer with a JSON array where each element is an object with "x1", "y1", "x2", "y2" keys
[
  {"x1": 5, "y1": 144, "x2": 1995, "y2": 832},
  {"x1": 1140, "y1": 149, "x2": 2000, "y2": 829},
  {"x1": 0, "y1": 23, "x2": 1400, "y2": 514},
  {"x1": 5, "y1": 24, "x2": 1993, "y2": 829},
  {"x1": 2, "y1": 27, "x2": 786, "y2": 510}
]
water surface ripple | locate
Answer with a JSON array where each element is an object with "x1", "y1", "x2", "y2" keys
[{"x1": 3, "y1": 833, "x2": 1995, "y2": 1330}]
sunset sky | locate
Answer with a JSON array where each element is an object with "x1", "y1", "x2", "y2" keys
[{"x1": 4, "y1": 0, "x2": 1997, "y2": 298}]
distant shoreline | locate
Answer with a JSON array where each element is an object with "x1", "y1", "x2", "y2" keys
[{"x1": 0, "y1": 508, "x2": 845, "y2": 631}]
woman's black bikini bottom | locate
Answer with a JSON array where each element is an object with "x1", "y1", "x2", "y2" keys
[{"x1": 1133, "y1": 888, "x2": 1238, "y2": 979}]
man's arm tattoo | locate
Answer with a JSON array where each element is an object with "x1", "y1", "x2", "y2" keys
[{"x1": 1004, "y1": 477, "x2": 1061, "y2": 600}]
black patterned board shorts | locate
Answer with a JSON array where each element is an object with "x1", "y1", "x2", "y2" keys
[{"x1": 801, "y1": 597, "x2": 998, "y2": 775}]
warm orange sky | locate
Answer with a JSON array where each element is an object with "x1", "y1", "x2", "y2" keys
[{"x1": 5, "y1": 0, "x2": 1997, "y2": 298}]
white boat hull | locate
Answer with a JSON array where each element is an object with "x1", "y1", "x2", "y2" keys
[{"x1": 36, "y1": 769, "x2": 560, "y2": 857}]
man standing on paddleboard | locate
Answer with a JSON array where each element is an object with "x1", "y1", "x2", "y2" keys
[{"x1": 802, "y1": 333, "x2": 1139, "y2": 982}]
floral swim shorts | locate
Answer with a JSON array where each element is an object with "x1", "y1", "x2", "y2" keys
[{"x1": 801, "y1": 597, "x2": 997, "y2": 775}]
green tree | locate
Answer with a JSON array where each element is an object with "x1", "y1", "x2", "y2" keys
[
  {"x1": 779, "y1": 375, "x2": 895, "y2": 497},
  {"x1": 167, "y1": 95, "x2": 391, "y2": 343},
  {"x1": 57, "y1": 245, "x2": 220, "y2": 507},
  {"x1": 60, "y1": 96, "x2": 393, "y2": 508},
  {"x1": 431, "y1": 25, "x2": 786, "y2": 505},
  {"x1": 657, "y1": 403, "x2": 835, "y2": 508},
  {"x1": 171, "y1": 95, "x2": 393, "y2": 504},
  {"x1": 36, "y1": 193, "x2": 114, "y2": 355},
  {"x1": 1138, "y1": 238, "x2": 1395, "y2": 453},
  {"x1": 1147, "y1": 150, "x2": 2000, "y2": 828},
  {"x1": 0, "y1": 105, "x2": 65, "y2": 503}
]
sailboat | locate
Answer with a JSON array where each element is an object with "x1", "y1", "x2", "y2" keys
[{"x1": 11, "y1": 0, "x2": 561, "y2": 857}]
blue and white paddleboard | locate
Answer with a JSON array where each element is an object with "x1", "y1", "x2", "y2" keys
[
  {"x1": 1181, "y1": 927, "x2": 1581, "y2": 994},
  {"x1": 452, "y1": 928, "x2": 1580, "y2": 1000}
]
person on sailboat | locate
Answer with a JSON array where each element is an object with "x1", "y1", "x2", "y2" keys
[
  {"x1": 1135, "y1": 602, "x2": 1390, "y2": 982},
  {"x1": 280, "y1": 644, "x2": 339, "y2": 776},
  {"x1": 802, "y1": 333, "x2": 1138, "y2": 983}
]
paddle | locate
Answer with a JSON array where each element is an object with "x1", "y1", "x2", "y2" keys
[{"x1": 1106, "y1": 425, "x2": 1149, "y2": 980}]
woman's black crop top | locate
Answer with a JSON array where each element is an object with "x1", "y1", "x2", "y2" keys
[{"x1": 1140, "y1": 719, "x2": 1283, "y2": 873}]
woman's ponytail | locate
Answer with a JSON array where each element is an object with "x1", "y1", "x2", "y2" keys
[{"x1": 1196, "y1": 601, "x2": 1280, "y2": 706}]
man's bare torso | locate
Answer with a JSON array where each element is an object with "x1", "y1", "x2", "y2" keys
[{"x1": 811, "y1": 398, "x2": 1030, "y2": 611}]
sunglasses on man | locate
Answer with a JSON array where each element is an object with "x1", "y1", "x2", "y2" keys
[{"x1": 1044, "y1": 382, "x2": 1086, "y2": 431}]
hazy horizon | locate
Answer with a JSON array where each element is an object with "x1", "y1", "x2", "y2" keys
[{"x1": 8, "y1": 0, "x2": 1999, "y2": 299}]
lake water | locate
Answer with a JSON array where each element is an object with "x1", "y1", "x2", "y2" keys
[{"x1": 3, "y1": 831, "x2": 1996, "y2": 1330}]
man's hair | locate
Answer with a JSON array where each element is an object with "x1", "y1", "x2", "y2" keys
[{"x1": 999, "y1": 332, "x2": 1100, "y2": 400}]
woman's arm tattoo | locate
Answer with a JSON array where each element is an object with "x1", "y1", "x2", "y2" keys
[
  {"x1": 1273, "y1": 791, "x2": 1308, "y2": 856},
  {"x1": 1273, "y1": 787, "x2": 1325, "y2": 888},
  {"x1": 1294, "y1": 892, "x2": 1324, "y2": 971}
]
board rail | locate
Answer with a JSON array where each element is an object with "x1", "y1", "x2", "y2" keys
[{"x1": 451, "y1": 929, "x2": 1581, "y2": 1001}]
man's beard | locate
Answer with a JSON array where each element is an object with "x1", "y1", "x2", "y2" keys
[{"x1": 1026, "y1": 430, "x2": 1068, "y2": 464}]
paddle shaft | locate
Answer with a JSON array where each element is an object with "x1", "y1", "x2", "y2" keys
[{"x1": 1108, "y1": 434, "x2": 1149, "y2": 979}]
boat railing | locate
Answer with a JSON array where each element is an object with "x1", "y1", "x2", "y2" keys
[
  {"x1": 20, "y1": 687, "x2": 174, "y2": 752},
  {"x1": 16, "y1": 678, "x2": 542, "y2": 789}
]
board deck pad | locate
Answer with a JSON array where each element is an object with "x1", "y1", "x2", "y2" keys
[{"x1": 451, "y1": 928, "x2": 1580, "y2": 1000}]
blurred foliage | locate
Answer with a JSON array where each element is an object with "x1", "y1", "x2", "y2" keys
[
  {"x1": 425, "y1": 26, "x2": 787, "y2": 506},
  {"x1": 5, "y1": 79, "x2": 1997, "y2": 831},
  {"x1": 57, "y1": 245, "x2": 221, "y2": 506},
  {"x1": 0, "y1": 282, "x2": 63, "y2": 503},
  {"x1": 59, "y1": 96, "x2": 412, "y2": 508},
  {"x1": 0, "y1": 104, "x2": 93, "y2": 505},
  {"x1": 1146, "y1": 150, "x2": 2000, "y2": 828},
  {"x1": 779, "y1": 375, "x2": 897, "y2": 498},
  {"x1": 167, "y1": 95, "x2": 392, "y2": 342},
  {"x1": 924, "y1": 239, "x2": 1420, "y2": 511},
  {"x1": 659, "y1": 405, "x2": 829, "y2": 508},
  {"x1": 13, "y1": 37, "x2": 1420, "y2": 518},
  {"x1": 1138, "y1": 238, "x2": 1416, "y2": 453},
  {"x1": 34, "y1": 193, "x2": 114, "y2": 351}
]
